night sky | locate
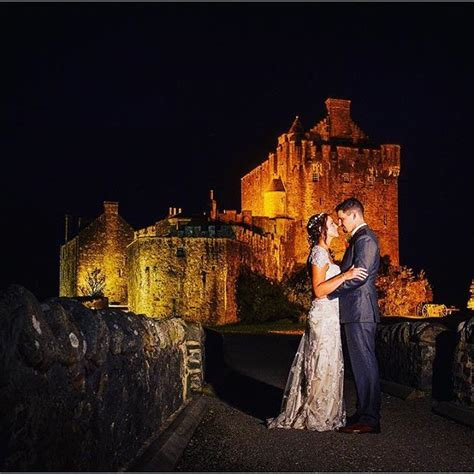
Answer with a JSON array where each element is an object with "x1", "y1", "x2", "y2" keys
[{"x1": 1, "y1": 3, "x2": 473, "y2": 307}]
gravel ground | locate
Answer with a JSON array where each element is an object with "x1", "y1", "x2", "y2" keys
[
  {"x1": 175, "y1": 333, "x2": 473, "y2": 472},
  {"x1": 176, "y1": 387, "x2": 473, "y2": 472}
]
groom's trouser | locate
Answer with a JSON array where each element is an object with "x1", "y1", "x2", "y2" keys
[{"x1": 343, "y1": 322, "x2": 381, "y2": 426}]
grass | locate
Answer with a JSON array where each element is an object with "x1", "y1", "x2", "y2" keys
[{"x1": 207, "y1": 318, "x2": 306, "y2": 335}]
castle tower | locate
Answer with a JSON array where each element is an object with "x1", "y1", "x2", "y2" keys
[
  {"x1": 59, "y1": 201, "x2": 134, "y2": 304},
  {"x1": 241, "y1": 97, "x2": 401, "y2": 266}
]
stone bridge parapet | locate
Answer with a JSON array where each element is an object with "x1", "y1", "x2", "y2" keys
[
  {"x1": 0, "y1": 285, "x2": 204, "y2": 471},
  {"x1": 452, "y1": 316, "x2": 474, "y2": 408}
]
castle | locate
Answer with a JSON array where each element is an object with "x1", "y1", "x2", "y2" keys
[{"x1": 59, "y1": 98, "x2": 401, "y2": 325}]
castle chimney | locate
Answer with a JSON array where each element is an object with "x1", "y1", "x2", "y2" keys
[
  {"x1": 169, "y1": 207, "x2": 172, "y2": 216},
  {"x1": 64, "y1": 214, "x2": 69, "y2": 243},
  {"x1": 209, "y1": 189, "x2": 217, "y2": 221},
  {"x1": 103, "y1": 201, "x2": 119, "y2": 216},
  {"x1": 325, "y1": 98, "x2": 352, "y2": 138}
]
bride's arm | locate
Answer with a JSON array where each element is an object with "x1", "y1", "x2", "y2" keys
[{"x1": 312, "y1": 264, "x2": 367, "y2": 298}]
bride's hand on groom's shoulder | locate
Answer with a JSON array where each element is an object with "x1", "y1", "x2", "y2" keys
[{"x1": 343, "y1": 265, "x2": 368, "y2": 281}]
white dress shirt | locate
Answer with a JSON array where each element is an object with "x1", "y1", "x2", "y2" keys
[{"x1": 351, "y1": 222, "x2": 368, "y2": 237}]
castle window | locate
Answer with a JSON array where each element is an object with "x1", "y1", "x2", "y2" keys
[
  {"x1": 383, "y1": 214, "x2": 387, "y2": 226},
  {"x1": 342, "y1": 173, "x2": 350, "y2": 183},
  {"x1": 312, "y1": 172, "x2": 320, "y2": 182},
  {"x1": 145, "y1": 267, "x2": 150, "y2": 286},
  {"x1": 383, "y1": 178, "x2": 388, "y2": 185},
  {"x1": 177, "y1": 248, "x2": 186, "y2": 258},
  {"x1": 367, "y1": 175, "x2": 375, "y2": 185},
  {"x1": 315, "y1": 146, "x2": 323, "y2": 160}
]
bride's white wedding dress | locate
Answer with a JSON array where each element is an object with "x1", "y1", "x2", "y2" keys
[{"x1": 267, "y1": 245, "x2": 346, "y2": 431}]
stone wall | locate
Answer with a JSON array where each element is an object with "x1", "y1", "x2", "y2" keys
[
  {"x1": 452, "y1": 317, "x2": 474, "y2": 407},
  {"x1": 376, "y1": 321, "x2": 447, "y2": 392},
  {"x1": 0, "y1": 285, "x2": 204, "y2": 471}
]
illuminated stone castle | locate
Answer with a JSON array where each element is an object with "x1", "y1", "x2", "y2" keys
[
  {"x1": 59, "y1": 98, "x2": 401, "y2": 325},
  {"x1": 241, "y1": 98, "x2": 400, "y2": 266}
]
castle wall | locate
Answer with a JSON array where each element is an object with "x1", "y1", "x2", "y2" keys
[
  {"x1": 241, "y1": 160, "x2": 270, "y2": 216},
  {"x1": 127, "y1": 237, "x2": 245, "y2": 325},
  {"x1": 59, "y1": 238, "x2": 79, "y2": 297}
]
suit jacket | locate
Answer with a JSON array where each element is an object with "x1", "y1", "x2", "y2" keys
[{"x1": 327, "y1": 225, "x2": 381, "y2": 324}]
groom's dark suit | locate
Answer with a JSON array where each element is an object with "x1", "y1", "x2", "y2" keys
[{"x1": 327, "y1": 224, "x2": 381, "y2": 426}]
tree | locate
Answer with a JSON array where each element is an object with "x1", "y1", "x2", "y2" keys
[{"x1": 80, "y1": 268, "x2": 106, "y2": 297}]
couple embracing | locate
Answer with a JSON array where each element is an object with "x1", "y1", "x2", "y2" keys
[{"x1": 267, "y1": 197, "x2": 381, "y2": 434}]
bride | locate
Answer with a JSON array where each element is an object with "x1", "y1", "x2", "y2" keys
[{"x1": 267, "y1": 212, "x2": 368, "y2": 431}]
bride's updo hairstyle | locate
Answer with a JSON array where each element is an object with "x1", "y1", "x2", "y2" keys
[{"x1": 307, "y1": 212, "x2": 329, "y2": 248}]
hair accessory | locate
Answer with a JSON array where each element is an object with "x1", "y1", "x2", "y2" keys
[{"x1": 307, "y1": 212, "x2": 327, "y2": 231}]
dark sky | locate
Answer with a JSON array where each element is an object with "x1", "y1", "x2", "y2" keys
[{"x1": 1, "y1": 3, "x2": 473, "y2": 307}]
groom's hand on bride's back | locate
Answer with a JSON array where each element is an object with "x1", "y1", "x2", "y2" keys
[{"x1": 343, "y1": 265, "x2": 368, "y2": 281}]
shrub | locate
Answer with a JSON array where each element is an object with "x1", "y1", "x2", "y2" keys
[
  {"x1": 376, "y1": 260, "x2": 433, "y2": 317},
  {"x1": 236, "y1": 268, "x2": 302, "y2": 323}
]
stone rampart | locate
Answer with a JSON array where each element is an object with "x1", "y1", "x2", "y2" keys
[{"x1": 0, "y1": 285, "x2": 204, "y2": 471}]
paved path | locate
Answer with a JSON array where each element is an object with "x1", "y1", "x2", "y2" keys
[{"x1": 175, "y1": 333, "x2": 473, "y2": 472}]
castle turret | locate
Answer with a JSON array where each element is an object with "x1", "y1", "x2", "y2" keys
[
  {"x1": 288, "y1": 115, "x2": 304, "y2": 139},
  {"x1": 264, "y1": 177, "x2": 287, "y2": 218}
]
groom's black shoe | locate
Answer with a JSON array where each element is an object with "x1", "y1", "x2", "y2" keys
[
  {"x1": 346, "y1": 413, "x2": 360, "y2": 425},
  {"x1": 338, "y1": 422, "x2": 381, "y2": 434}
]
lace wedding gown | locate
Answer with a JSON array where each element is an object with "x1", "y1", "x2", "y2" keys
[{"x1": 267, "y1": 245, "x2": 346, "y2": 431}]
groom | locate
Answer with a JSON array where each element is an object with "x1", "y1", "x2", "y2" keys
[{"x1": 327, "y1": 197, "x2": 381, "y2": 434}]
